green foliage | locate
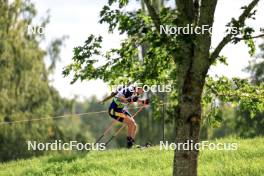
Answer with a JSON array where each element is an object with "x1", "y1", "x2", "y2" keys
[
  {"x1": 63, "y1": 4, "x2": 179, "y2": 85},
  {"x1": 233, "y1": 110, "x2": 264, "y2": 138},
  {"x1": 205, "y1": 76, "x2": 264, "y2": 119},
  {"x1": 0, "y1": 0, "x2": 94, "y2": 162},
  {"x1": 212, "y1": 55, "x2": 228, "y2": 66},
  {"x1": 246, "y1": 41, "x2": 264, "y2": 83},
  {"x1": 201, "y1": 39, "x2": 264, "y2": 139},
  {"x1": 0, "y1": 138, "x2": 263, "y2": 176},
  {"x1": 108, "y1": 0, "x2": 129, "y2": 8},
  {"x1": 245, "y1": 38, "x2": 256, "y2": 56},
  {"x1": 231, "y1": 39, "x2": 264, "y2": 138}
]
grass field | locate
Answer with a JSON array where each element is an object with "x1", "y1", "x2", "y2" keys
[{"x1": 0, "y1": 138, "x2": 263, "y2": 176}]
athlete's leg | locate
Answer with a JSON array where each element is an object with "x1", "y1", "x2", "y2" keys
[
  {"x1": 109, "y1": 105, "x2": 137, "y2": 148},
  {"x1": 123, "y1": 110, "x2": 137, "y2": 139},
  {"x1": 122, "y1": 113, "x2": 137, "y2": 148},
  {"x1": 123, "y1": 116, "x2": 136, "y2": 138},
  {"x1": 131, "y1": 122, "x2": 137, "y2": 139}
]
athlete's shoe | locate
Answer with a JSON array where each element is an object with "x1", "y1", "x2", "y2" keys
[{"x1": 127, "y1": 137, "x2": 135, "y2": 149}]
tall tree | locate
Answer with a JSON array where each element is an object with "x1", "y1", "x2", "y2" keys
[
  {"x1": 63, "y1": 0, "x2": 264, "y2": 175},
  {"x1": 0, "y1": 0, "x2": 92, "y2": 161}
]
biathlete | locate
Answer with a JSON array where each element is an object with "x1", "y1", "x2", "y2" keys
[{"x1": 108, "y1": 86, "x2": 149, "y2": 148}]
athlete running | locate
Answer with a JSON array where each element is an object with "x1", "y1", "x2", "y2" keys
[{"x1": 108, "y1": 86, "x2": 149, "y2": 148}]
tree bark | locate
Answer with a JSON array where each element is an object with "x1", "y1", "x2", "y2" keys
[
  {"x1": 173, "y1": 69, "x2": 208, "y2": 176},
  {"x1": 173, "y1": 42, "x2": 211, "y2": 175},
  {"x1": 173, "y1": 0, "x2": 217, "y2": 175}
]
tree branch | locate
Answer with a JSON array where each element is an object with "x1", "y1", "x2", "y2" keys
[
  {"x1": 210, "y1": 0, "x2": 260, "y2": 63},
  {"x1": 144, "y1": 0, "x2": 161, "y2": 31},
  {"x1": 232, "y1": 34, "x2": 264, "y2": 41},
  {"x1": 193, "y1": 0, "x2": 200, "y2": 25},
  {"x1": 144, "y1": 0, "x2": 176, "y2": 61}
]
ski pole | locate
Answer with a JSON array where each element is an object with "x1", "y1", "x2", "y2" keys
[
  {"x1": 95, "y1": 120, "x2": 118, "y2": 144},
  {"x1": 105, "y1": 105, "x2": 146, "y2": 146}
]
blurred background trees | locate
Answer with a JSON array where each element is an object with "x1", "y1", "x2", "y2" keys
[{"x1": 0, "y1": 0, "x2": 92, "y2": 161}]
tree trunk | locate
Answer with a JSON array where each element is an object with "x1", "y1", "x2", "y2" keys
[
  {"x1": 173, "y1": 74, "x2": 206, "y2": 175},
  {"x1": 172, "y1": 28, "x2": 212, "y2": 176},
  {"x1": 172, "y1": 1, "x2": 217, "y2": 175}
]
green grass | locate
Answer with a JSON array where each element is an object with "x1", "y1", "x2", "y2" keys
[{"x1": 0, "y1": 138, "x2": 263, "y2": 176}]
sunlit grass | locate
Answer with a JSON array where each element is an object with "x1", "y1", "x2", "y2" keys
[{"x1": 0, "y1": 138, "x2": 263, "y2": 176}]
